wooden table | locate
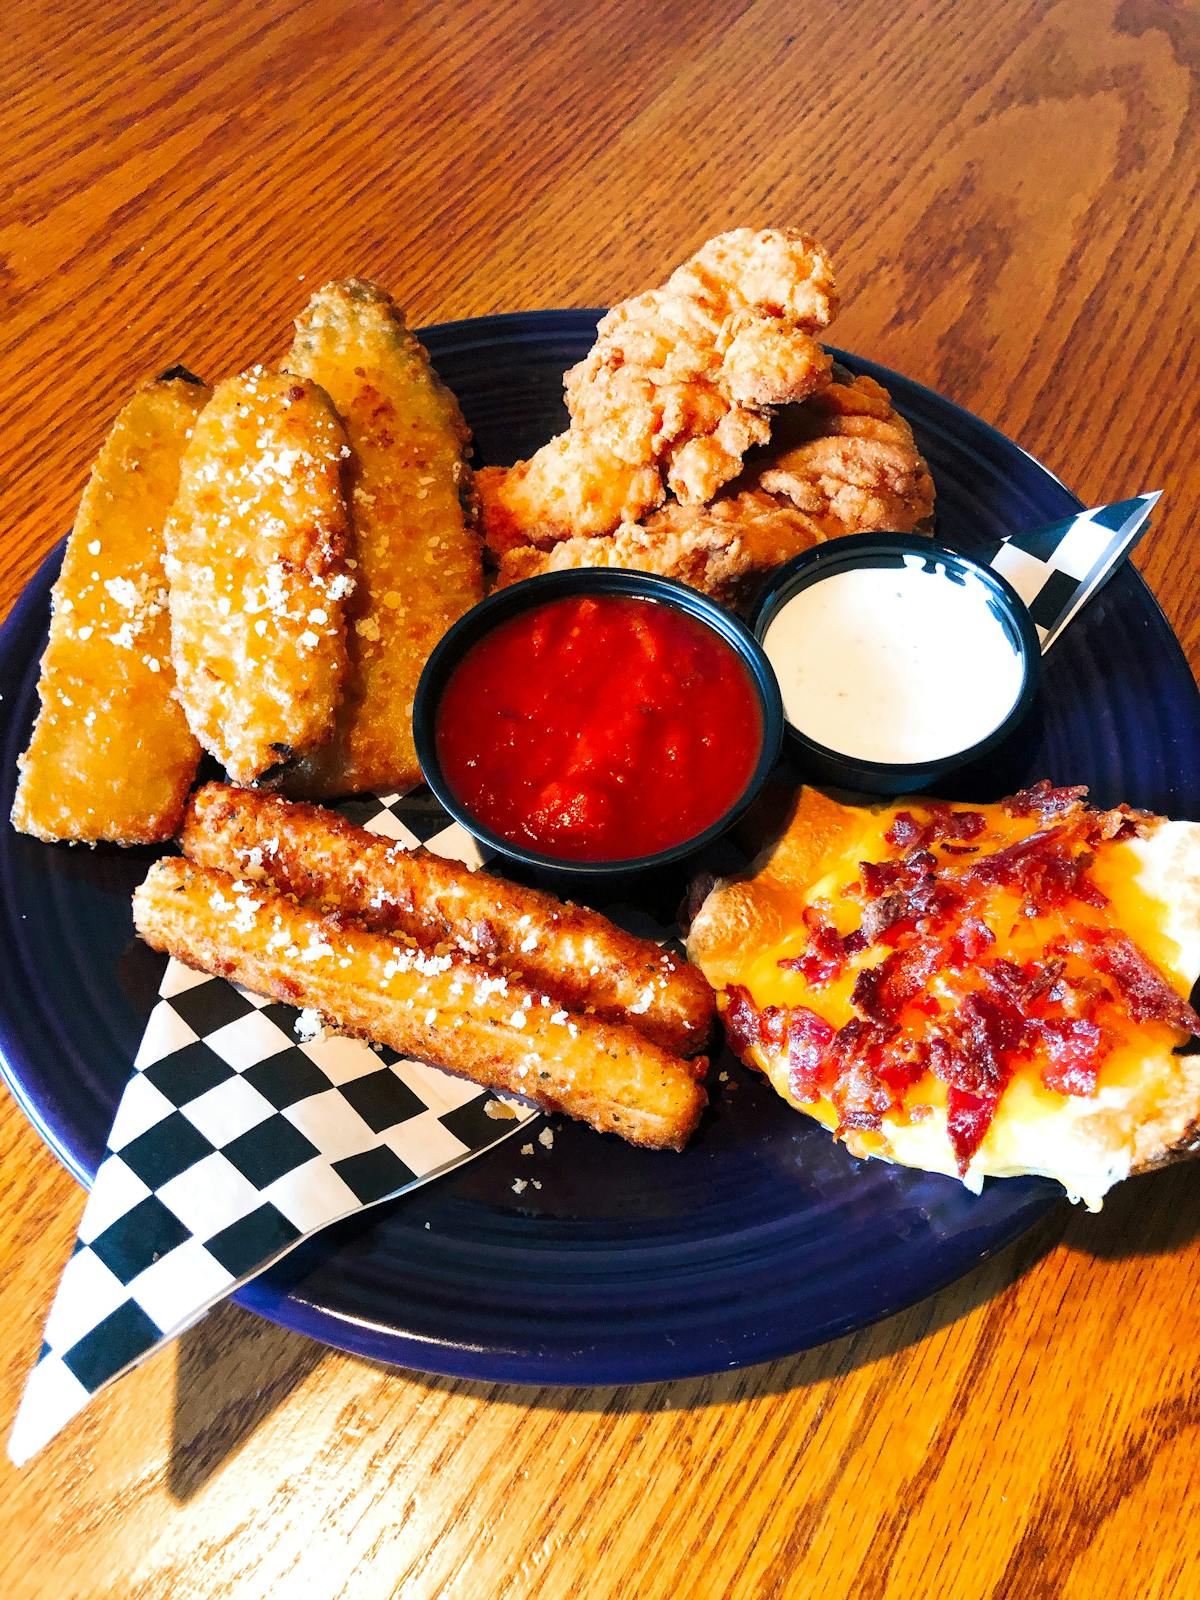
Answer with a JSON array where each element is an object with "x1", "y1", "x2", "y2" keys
[{"x1": 2, "y1": 1, "x2": 1198, "y2": 1595}]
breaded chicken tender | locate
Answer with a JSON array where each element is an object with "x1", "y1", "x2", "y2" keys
[
  {"x1": 133, "y1": 858, "x2": 708, "y2": 1151},
  {"x1": 12, "y1": 373, "x2": 209, "y2": 843},
  {"x1": 165, "y1": 369, "x2": 353, "y2": 786},
  {"x1": 479, "y1": 229, "x2": 838, "y2": 551},
  {"x1": 283, "y1": 280, "x2": 483, "y2": 798},
  {"x1": 181, "y1": 783, "x2": 714, "y2": 1054},
  {"x1": 744, "y1": 368, "x2": 935, "y2": 539},
  {"x1": 492, "y1": 367, "x2": 933, "y2": 607},
  {"x1": 495, "y1": 489, "x2": 826, "y2": 610}
]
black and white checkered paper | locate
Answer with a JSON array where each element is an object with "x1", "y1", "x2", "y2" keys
[
  {"x1": 978, "y1": 493, "x2": 1160, "y2": 652},
  {"x1": 9, "y1": 789, "x2": 539, "y2": 1465}
]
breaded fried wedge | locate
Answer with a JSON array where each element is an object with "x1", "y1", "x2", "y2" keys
[
  {"x1": 165, "y1": 369, "x2": 353, "y2": 786},
  {"x1": 12, "y1": 373, "x2": 209, "y2": 843},
  {"x1": 133, "y1": 858, "x2": 707, "y2": 1151},
  {"x1": 283, "y1": 280, "x2": 483, "y2": 797},
  {"x1": 181, "y1": 783, "x2": 714, "y2": 1054}
]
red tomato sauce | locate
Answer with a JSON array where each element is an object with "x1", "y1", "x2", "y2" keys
[{"x1": 435, "y1": 595, "x2": 763, "y2": 862}]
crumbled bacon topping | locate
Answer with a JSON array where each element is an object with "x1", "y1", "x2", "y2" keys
[
  {"x1": 1039, "y1": 1017, "x2": 1109, "y2": 1096},
  {"x1": 947, "y1": 916, "x2": 995, "y2": 967},
  {"x1": 945, "y1": 1087, "x2": 999, "y2": 1169},
  {"x1": 1003, "y1": 780, "x2": 1088, "y2": 819},
  {"x1": 827, "y1": 1020, "x2": 895, "y2": 1131},
  {"x1": 725, "y1": 787, "x2": 1197, "y2": 1177},
  {"x1": 778, "y1": 905, "x2": 868, "y2": 987},
  {"x1": 785, "y1": 1007, "x2": 836, "y2": 1103},
  {"x1": 722, "y1": 983, "x2": 761, "y2": 1056},
  {"x1": 886, "y1": 805, "x2": 985, "y2": 851},
  {"x1": 965, "y1": 824, "x2": 1110, "y2": 914},
  {"x1": 1003, "y1": 780, "x2": 1154, "y2": 841},
  {"x1": 1073, "y1": 928, "x2": 1200, "y2": 1032},
  {"x1": 852, "y1": 942, "x2": 941, "y2": 1023},
  {"x1": 778, "y1": 912, "x2": 849, "y2": 987}
]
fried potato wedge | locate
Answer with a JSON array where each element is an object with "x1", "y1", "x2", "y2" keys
[
  {"x1": 165, "y1": 369, "x2": 352, "y2": 785},
  {"x1": 133, "y1": 858, "x2": 708, "y2": 1151},
  {"x1": 283, "y1": 280, "x2": 483, "y2": 797},
  {"x1": 12, "y1": 374, "x2": 209, "y2": 843},
  {"x1": 181, "y1": 783, "x2": 714, "y2": 1055}
]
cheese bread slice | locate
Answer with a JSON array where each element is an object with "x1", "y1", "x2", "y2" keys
[{"x1": 686, "y1": 784, "x2": 1200, "y2": 1208}]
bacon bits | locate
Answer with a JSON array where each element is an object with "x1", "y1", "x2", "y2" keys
[
  {"x1": 1079, "y1": 929, "x2": 1200, "y2": 1032},
  {"x1": 1039, "y1": 1018, "x2": 1109, "y2": 1096},
  {"x1": 946, "y1": 1087, "x2": 1000, "y2": 1170},
  {"x1": 786, "y1": 1009, "x2": 836, "y2": 1102},
  {"x1": 1003, "y1": 781, "x2": 1088, "y2": 819},
  {"x1": 779, "y1": 915, "x2": 857, "y2": 986},
  {"x1": 885, "y1": 805, "x2": 985, "y2": 851}
]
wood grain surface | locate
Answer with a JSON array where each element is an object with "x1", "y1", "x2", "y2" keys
[{"x1": 2, "y1": 0, "x2": 1199, "y2": 1595}]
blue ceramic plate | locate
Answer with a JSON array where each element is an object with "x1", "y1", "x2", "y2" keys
[{"x1": 2, "y1": 312, "x2": 1199, "y2": 1384}]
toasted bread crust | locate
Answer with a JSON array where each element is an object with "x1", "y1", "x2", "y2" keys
[{"x1": 685, "y1": 786, "x2": 855, "y2": 987}]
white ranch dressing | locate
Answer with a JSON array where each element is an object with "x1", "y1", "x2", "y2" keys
[{"x1": 762, "y1": 560, "x2": 1025, "y2": 764}]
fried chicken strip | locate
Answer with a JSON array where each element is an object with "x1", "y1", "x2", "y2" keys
[
  {"x1": 133, "y1": 858, "x2": 708, "y2": 1151},
  {"x1": 492, "y1": 369, "x2": 933, "y2": 606},
  {"x1": 743, "y1": 369, "x2": 935, "y2": 538},
  {"x1": 165, "y1": 369, "x2": 353, "y2": 785},
  {"x1": 181, "y1": 784, "x2": 714, "y2": 1055},
  {"x1": 494, "y1": 489, "x2": 827, "y2": 610},
  {"x1": 479, "y1": 229, "x2": 838, "y2": 552},
  {"x1": 283, "y1": 280, "x2": 483, "y2": 798},
  {"x1": 12, "y1": 373, "x2": 209, "y2": 843}
]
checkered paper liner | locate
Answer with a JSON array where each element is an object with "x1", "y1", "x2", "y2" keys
[
  {"x1": 9, "y1": 788, "x2": 547, "y2": 1465},
  {"x1": 977, "y1": 493, "x2": 1160, "y2": 652}
]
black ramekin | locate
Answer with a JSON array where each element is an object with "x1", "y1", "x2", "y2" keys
[
  {"x1": 749, "y1": 532, "x2": 1041, "y2": 796},
  {"x1": 413, "y1": 569, "x2": 784, "y2": 886}
]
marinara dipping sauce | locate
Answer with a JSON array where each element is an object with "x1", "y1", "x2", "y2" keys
[{"x1": 434, "y1": 594, "x2": 764, "y2": 862}]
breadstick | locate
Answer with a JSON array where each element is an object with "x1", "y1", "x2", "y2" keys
[
  {"x1": 133, "y1": 858, "x2": 708, "y2": 1152},
  {"x1": 181, "y1": 784, "x2": 714, "y2": 1055}
]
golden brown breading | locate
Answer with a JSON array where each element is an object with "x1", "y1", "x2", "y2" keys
[
  {"x1": 494, "y1": 489, "x2": 827, "y2": 610},
  {"x1": 476, "y1": 449, "x2": 663, "y2": 558},
  {"x1": 165, "y1": 369, "x2": 353, "y2": 786},
  {"x1": 181, "y1": 783, "x2": 714, "y2": 1055},
  {"x1": 133, "y1": 858, "x2": 708, "y2": 1151},
  {"x1": 743, "y1": 371, "x2": 935, "y2": 538},
  {"x1": 479, "y1": 229, "x2": 838, "y2": 552},
  {"x1": 283, "y1": 280, "x2": 483, "y2": 798},
  {"x1": 12, "y1": 374, "x2": 209, "y2": 844}
]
